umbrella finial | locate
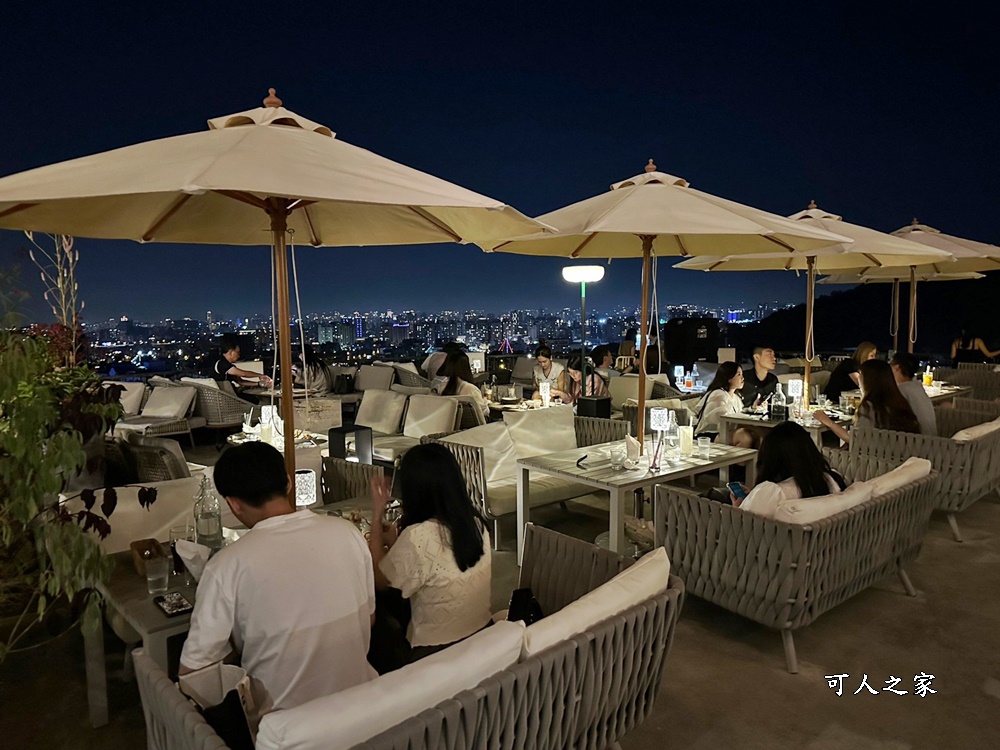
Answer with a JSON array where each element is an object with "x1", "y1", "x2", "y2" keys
[
  {"x1": 644, "y1": 159, "x2": 657, "y2": 173},
  {"x1": 808, "y1": 199, "x2": 818, "y2": 209},
  {"x1": 911, "y1": 217, "x2": 920, "y2": 225},
  {"x1": 263, "y1": 88, "x2": 283, "y2": 108}
]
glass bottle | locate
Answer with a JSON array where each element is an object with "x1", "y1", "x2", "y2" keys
[
  {"x1": 770, "y1": 383, "x2": 786, "y2": 420},
  {"x1": 193, "y1": 475, "x2": 223, "y2": 552},
  {"x1": 663, "y1": 410, "x2": 680, "y2": 458}
]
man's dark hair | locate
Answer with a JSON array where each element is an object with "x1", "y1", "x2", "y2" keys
[
  {"x1": 752, "y1": 344, "x2": 773, "y2": 357},
  {"x1": 219, "y1": 334, "x2": 240, "y2": 355},
  {"x1": 891, "y1": 351, "x2": 918, "y2": 379},
  {"x1": 213, "y1": 443, "x2": 288, "y2": 507},
  {"x1": 590, "y1": 345, "x2": 611, "y2": 364},
  {"x1": 442, "y1": 341, "x2": 464, "y2": 354}
]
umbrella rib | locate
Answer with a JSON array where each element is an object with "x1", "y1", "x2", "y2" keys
[
  {"x1": 863, "y1": 253, "x2": 882, "y2": 267},
  {"x1": 141, "y1": 194, "x2": 193, "y2": 241},
  {"x1": 0, "y1": 202, "x2": 38, "y2": 220},
  {"x1": 762, "y1": 235, "x2": 796, "y2": 253},
  {"x1": 213, "y1": 190, "x2": 270, "y2": 211},
  {"x1": 570, "y1": 233, "x2": 599, "y2": 258},
  {"x1": 300, "y1": 205, "x2": 321, "y2": 246},
  {"x1": 407, "y1": 207, "x2": 463, "y2": 242}
]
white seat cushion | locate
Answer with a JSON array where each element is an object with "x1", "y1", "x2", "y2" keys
[
  {"x1": 867, "y1": 457, "x2": 933, "y2": 497},
  {"x1": 772, "y1": 482, "x2": 874, "y2": 525},
  {"x1": 113, "y1": 381, "x2": 146, "y2": 416},
  {"x1": 522, "y1": 547, "x2": 670, "y2": 658},
  {"x1": 371, "y1": 435, "x2": 420, "y2": 461},
  {"x1": 608, "y1": 376, "x2": 655, "y2": 412},
  {"x1": 140, "y1": 386, "x2": 196, "y2": 419},
  {"x1": 256, "y1": 620, "x2": 526, "y2": 750},
  {"x1": 485, "y1": 476, "x2": 604, "y2": 517},
  {"x1": 402, "y1": 395, "x2": 458, "y2": 438},
  {"x1": 442, "y1": 422, "x2": 518, "y2": 483},
  {"x1": 503, "y1": 405, "x2": 576, "y2": 458},
  {"x1": 952, "y1": 418, "x2": 1000, "y2": 442},
  {"x1": 180, "y1": 376, "x2": 219, "y2": 389},
  {"x1": 355, "y1": 365, "x2": 395, "y2": 392},
  {"x1": 355, "y1": 390, "x2": 408, "y2": 435}
]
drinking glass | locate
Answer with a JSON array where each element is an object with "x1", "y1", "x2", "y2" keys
[
  {"x1": 697, "y1": 437, "x2": 712, "y2": 459},
  {"x1": 610, "y1": 447, "x2": 627, "y2": 471},
  {"x1": 145, "y1": 551, "x2": 170, "y2": 595}
]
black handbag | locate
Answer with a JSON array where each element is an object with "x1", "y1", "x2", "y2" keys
[
  {"x1": 332, "y1": 373, "x2": 355, "y2": 394},
  {"x1": 507, "y1": 588, "x2": 543, "y2": 625}
]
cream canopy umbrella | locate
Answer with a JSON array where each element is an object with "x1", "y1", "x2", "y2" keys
[
  {"x1": 0, "y1": 89, "x2": 546, "y2": 477},
  {"x1": 884, "y1": 219, "x2": 1000, "y2": 352},
  {"x1": 486, "y1": 162, "x2": 854, "y2": 440},
  {"x1": 674, "y1": 202, "x2": 951, "y2": 390}
]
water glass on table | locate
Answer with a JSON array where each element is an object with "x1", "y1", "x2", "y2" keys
[
  {"x1": 696, "y1": 437, "x2": 712, "y2": 459},
  {"x1": 145, "y1": 547, "x2": 170, "y2": 595}
]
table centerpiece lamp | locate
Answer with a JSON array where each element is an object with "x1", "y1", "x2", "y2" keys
[
  {"x1": 648, "y1": 407, "x2": 673, "y2": 471},
  {"x1": 294, "y1": 469, "x2": 317, "y2": 508}
]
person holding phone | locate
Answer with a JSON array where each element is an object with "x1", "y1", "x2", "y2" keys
[{"x1": 729, "y1": 422, "x2": 847, "y2": 518}]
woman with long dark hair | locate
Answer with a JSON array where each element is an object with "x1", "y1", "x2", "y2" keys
[
  {"x1": 815, "y1": 359, "x2": 920, "y2": 443},
  {"x1": 734, "y1": 421, "x2": 848, "y2": 518},
  {"x1": 693, "y1": 361, "x2": 744, "y2": 439},
  {"x1": 438, "y1": 349, "x2": 489, "y2": 418},
  {"x1": 368, "y1": 443, "x2": 491, "y2": 666},
  {"x1": 291, "y1": 346, "x2": 332, "y2": 392},
  {"x1": 555, "y1": 355, "x2": 609, "y2": 404}
]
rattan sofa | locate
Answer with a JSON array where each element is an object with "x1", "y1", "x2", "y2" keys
[
  {"x1": 134, "y1": 524, "x2": 684, "y2": 750},
  {"x1": 932, "y1": 367, "x2": 1000, "y2": 400},
  {"x1": 849, "y1": 406, "x2": 1000, "y2": 541},
  {"x1": 427, "y1": 415, "x2": 629, "y2": 549},
  {"x1": 655, "y1": 451, "x2": 938, "y2": 673}
]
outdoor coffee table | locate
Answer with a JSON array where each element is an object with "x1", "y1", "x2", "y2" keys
[
  {"x1": 85, "y1": 550, "x2": 197, "y2": 727},
  {"x1": 515, "y1": 441, "x2": 757, "y2": 562}
]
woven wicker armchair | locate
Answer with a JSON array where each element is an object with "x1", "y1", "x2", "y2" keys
[
  {"x1": 191, "y1": 384, "x2": 253, "y2": 430},
  {"x1": 320, "y1": 456, "x2": 384, "y2": 505},
  {"x1": 949, "y1": 397, "x2": 1000, "y2": 421},
  {"x1": 956, "y1": 362, "x2": 1000, "y2": 371},
  {"x1": 427, "y1": 416, "x2": 629, "y2": 549},
  {"x1": 849, "y1": 407, "x2": 1000, "y2": 542},
  {"x1": 655, "y1": 451, "x2": 938, "y2": 673},
  {"x1": 134, "y1": 525, "x2": 684, "y2": 750}
]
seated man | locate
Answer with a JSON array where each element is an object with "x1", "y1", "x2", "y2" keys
[
  {"x1": 213, "y1": 334, "x2": 272, "y2": 389},
  {"x1": 590, "y1": 345, "x2": 619, "y2": 384},
  {"x1": 180, "y1": 443, "x2": 376, "y2": 715},
  {"x1": 739, "y1": 345, "x2": 778, "y2": 408},
  {"x1": 891, "y1": 351, "x2": 937, "y2": 435}
]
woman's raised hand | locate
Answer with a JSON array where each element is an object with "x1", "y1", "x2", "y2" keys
[{"x1": 370, "y1": 475, "x2": 392, "y2": 520}]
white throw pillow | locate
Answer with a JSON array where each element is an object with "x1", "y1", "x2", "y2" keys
[
  {"x1": 442, "y1": 421, "x2": 519, "y2": 483},
  {"x1": 139, "y1": 386, "x2": 196, "y2": 419},
  {"x1": 867, "y1": 457, "x2": 933, "y2": 497},
  {"x1": 180, "y1": 376, "x2": 219, "y2": 390},
  {"x1": 355, "y1": 390, "x2": 408, "y2": 435},
  {"x1": 952, "y1": 419, "x2": 1000, "y2": 443},
  {"x1": 522, "y1": 547, "x2": 670, "y2": 658},
  {"x1": 503, "y1": 405, "x2": 576, "y2": 458},
  {"x1": 772, "y1": 482, "x2": 874, "y2": 525},
  {"x1": 402, "y1": 395, "x2": 458, "y2": 438},
  {"x1": 355, "y1": 364, "x2": 395, "y2": 392},
  {"x1": 113, "y1": 382, "x2": 146, "y2": 416},
  {"x1": 256, "y1": 621, "x2": 526, "y2": 750}
]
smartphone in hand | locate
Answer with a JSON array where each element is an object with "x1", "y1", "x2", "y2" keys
[{"x1": 726, "y1": 481, "x2": 748, "y2": 501}]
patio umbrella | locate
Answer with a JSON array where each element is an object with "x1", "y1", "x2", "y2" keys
[
  {"x1": 820, "y1": 270, "x2": 985, "y2": 353},
  {"x1": 0, "y1": 89, "x2": 546, "y2": 476},
  {"x1": 674, "y1": 202, "x2": 951, "y2": 390},
  {"x1": 885, "y1": 220, "x2": 1000, "y2": 352},
  {"x1": 485, "y1": 162, "x2": 854, "y2": 440}
]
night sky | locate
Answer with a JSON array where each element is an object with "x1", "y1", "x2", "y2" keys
[{"x1": 1, "y1": 3, "x2": 996, "y2": 324}]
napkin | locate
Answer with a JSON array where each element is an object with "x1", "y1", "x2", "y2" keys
[
  {"x1": 175, "y1": 539, "x2": 212, "y2": 583},
  {"x1": 625, "y1": 433, "x2": 642, "y2": 462}
]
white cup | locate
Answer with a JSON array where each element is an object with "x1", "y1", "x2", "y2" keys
[{"x1": 697, "y1": 436, "x2": 711, "y2": 459}]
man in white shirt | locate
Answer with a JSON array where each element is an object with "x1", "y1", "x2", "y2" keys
[
  {"x1": 891, "y1": 352, "x2": 937, "y2": 436},
  {"x1": 180, "y1": 443, "x2": 376, "y2": 715}
]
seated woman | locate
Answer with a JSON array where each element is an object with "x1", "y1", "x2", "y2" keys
[
  {"x1": 814, "y1": 359, "x2": 920, "y2": 444},
  {"x1": 438, "y1": 350, "x2": 489, "y2": 419},
  {"x1": 824, "y1": 341, "x2": 877, "y2": 403},
  {"x1": 552, "y1": 355, "x2": 610, "y2": 404},
  {"x1": 732, "y1": 421, "x2": 847, "y2": 518},
  {"x1": 291, "y1": 346, "x2": 332, "y2": 392},
  {"x1": 530, "y1": 344, "x2": 565, "y2": 399},
  {"x1": 693, "y1": 361, "x2": 744, "y2": 440},
  {"x1": 368, "y1": 444, "x2": 492, "y2": 669}
]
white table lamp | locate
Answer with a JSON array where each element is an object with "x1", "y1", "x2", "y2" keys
[
  {"x1": 649, "y1": 407, "x2": 670, "y2": 471},
  {"x1": 294, "y1": 469, "x2": 317, "y2": 508}
]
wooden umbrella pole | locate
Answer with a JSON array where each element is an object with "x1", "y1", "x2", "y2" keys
[
  {"x1": 269, "y1": 198, "x2": 297, "y2": 490},
  {"x1": 636, "y1": 235, "x2": 654, "y2": 448},
  {"x1": 804, "y1": 256, "x2": 815, "y2": 402},
  {"x1": 908, "y1": 265, "x2": 917, "y2": 354}
]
